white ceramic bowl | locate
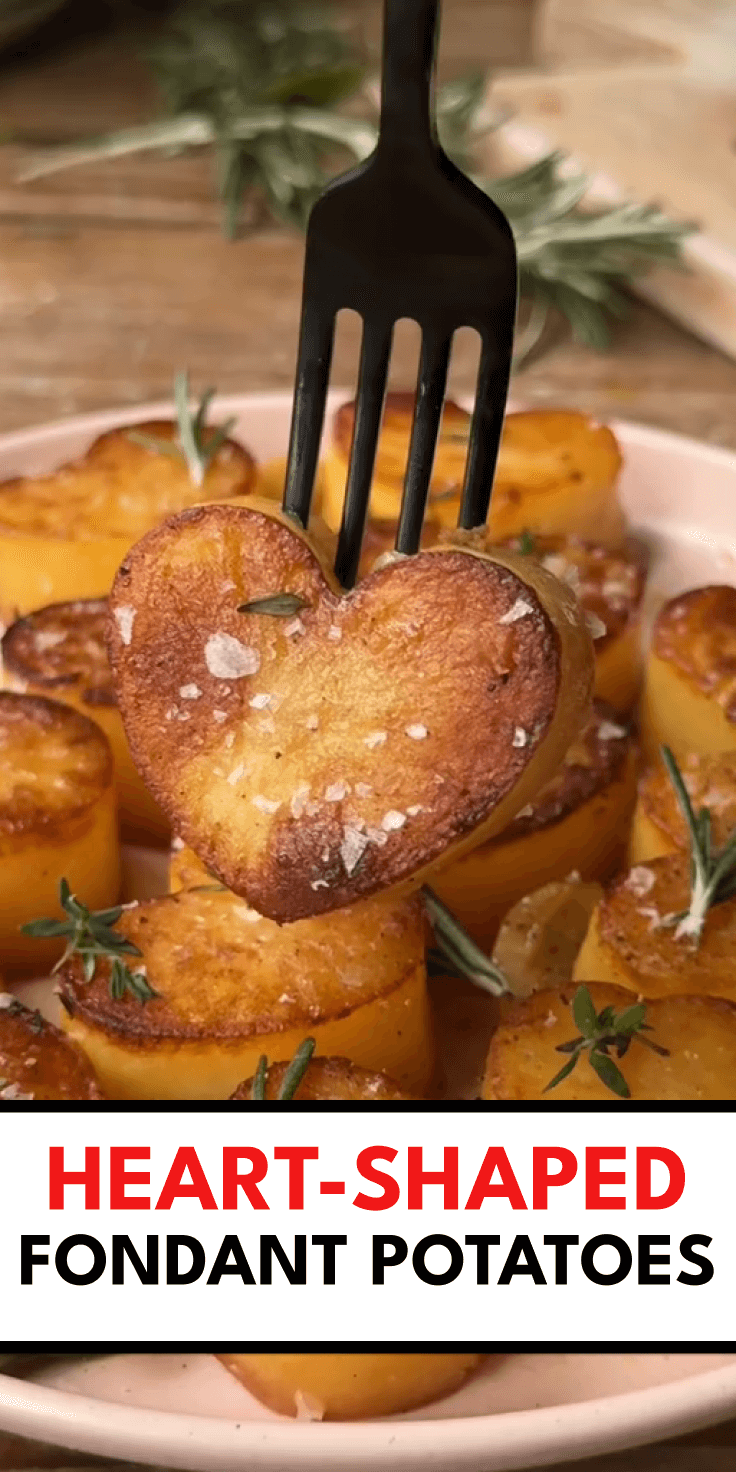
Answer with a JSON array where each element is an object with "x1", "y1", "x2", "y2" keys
[{"x1": 0, "y1": 393, "x2": 735, "y2": 1471}]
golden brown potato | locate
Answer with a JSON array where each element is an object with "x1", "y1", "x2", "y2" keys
[
  {"x1": 630, "y1": 750, "x2": 736, "y2": 865},
  {"x1": 2, "y1": 599, "x2": 168, "y2": 842},
  {"x1": 0, "y1": 993, "x2": 102, "y2": 1099},
  {"x1": 218, "y1": 1353, "x2": 484, "y2": 1420},
  {"x1": 431, "y1": 701, "x2": 636, "y2": 949},
  {"x1": 0, "y1": 692, "x2": 120, "y2": 970},
  {"x1": 168, "y1": 840, "x2": 212, "y2": 891},
  {"x1": 639, "y1": 586, "x2": 736, "y2": 761},
  {"x1": 231, "y1": 1055, "x2": 412, "y2": 1100},
  {"x1": 322, "y1": 394, "x2": 624, "y2": 545},
  {"x1": 322, "y1": 393, "x2": 471, "y2": 533},
  {"x1": 58, "y1": 886, "x2": 432, "y2": 1098},
  {"x1": 492, "y1": 876, "x2": 604, "y2": 998},
  {"x1": 574, "y1": 853, "x2": 736, "y2": 1001},
  {"x1": 483, "y1": 981, "x2": 736, "y2": 1100},
  {"x1": 443, "y1": 528, "x2": 648, "y2": 715},
  {"x1": 109, "y1": 501, "x2": 593, "y2": 923},
  {"x1": 0, "y1": 419, "x2": 256, "y2": 614}
]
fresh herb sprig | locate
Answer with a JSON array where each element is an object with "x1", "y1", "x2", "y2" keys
[
  {"x1": 127, "y1": 370, "x2": 236, "y2": 487},
  {"x1": 238, "y1": 592, "x2": 310, "y2": 616},
  {"x1": 656, "y1": 746, "x2": 736, "y2": 944},
  {"x1": 16, "y1": 5, "x2": 692, "y2": 354},
  {"x1": 251, "y1": 1037, "x2": 316, "y2": 1100},
  {"x1": 22, "y1": 879, "x2": 157, "y2": 1004},
  {"x1": 423, "y1": 886, "x2": 510, "y2": 999},
  {"x1": 544, "y1": 985, "x2": 668, "y2": 1099}
]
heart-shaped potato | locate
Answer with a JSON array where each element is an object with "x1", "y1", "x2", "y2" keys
[{"x1": 109, "y1": 503, "x2": 593, "y2": 921}]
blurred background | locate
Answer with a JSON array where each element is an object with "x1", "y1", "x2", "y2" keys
[{"x1": 0, "y1": 0, "x2": 732, "y2": 444}]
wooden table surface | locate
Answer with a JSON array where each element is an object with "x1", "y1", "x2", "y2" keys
[{"x1": 0, "y1": 9, "x2": 735, "y2": 1469}]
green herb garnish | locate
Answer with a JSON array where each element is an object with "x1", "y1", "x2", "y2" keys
[
  {"x1": 517, "y1": 530, "x2": 536, "y2": 556},
  {"x1": 422, "y1": 887, "x2": 510, "y2": 999},
  {"x1": 657, "y1": 746, "x2": 736, "y2": 945},
  {"x1": 127, "y1": 369, "x2": 236, "y2": 487},
  {"x1": 22, "y1": 879, "x2": 158, "y2": 1004},
  {"x1": 238, "y1": 593, "x2": 310, "y2": 616},
  {"x1": 16, "y1": 9, "x2": 692, "y2": 355},
  {"x1": 251, "y1": 1037, "x2": 316, "y2": 1100},
  {"x1": 544, "y1": 985, "x2": 668, "y2": 1099}
]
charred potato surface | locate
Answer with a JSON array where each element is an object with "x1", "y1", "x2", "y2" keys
[
  {"x1": 0, "y1": 993, "x2": 102, "y2": 1099},
  {"x1": 432, "y1": 702, "x2": 636, "y2": 949},
  {"x1": 574, "y1": 853, "x2": 736, "y2": 1001},
  {"x1": 639, "y1": 586, "x2": 736, "y2": 760},
  {"x1": 0, "y1": 420, "x2": 255, "y2": 613},
  {"x1": 2, "y1": 598, "x2": 168, "y2": 842},
  {"x1": 630, "y1": 750, "x2": 736, "y2": 865},
  {"x1": 58, "y1": 886, "x2": 431, "y2": 1098},
  {"x1": 109, "y1": 502, "x2": 593, "y2": 922}
]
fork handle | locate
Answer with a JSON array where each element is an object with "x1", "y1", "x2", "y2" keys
[{"x1": 378, "y1": 0, "x2": 441, "y2": 157}]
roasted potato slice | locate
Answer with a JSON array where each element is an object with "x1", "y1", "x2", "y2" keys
[
  {"x1": 58, "y1": 886, "x2": 431, "y2": 1098},
  {"x1": 169, "y1": 840, "x2": 211, "y2": 891},
  {"x1": 443, "y1": 529, "x2": 648, "y2": 715},
  {"x1": 0, "y1": 419, "x2": 255, "y2": 614},
  {"x1": 630, "y1": 750, "x2": 736, "y2": 865},
  {"x1": 322, "y1": 394, "x2": 624, "y2": 545},
  {"x1": 431, "y1": 701, "x2": 636, "y2": 949},
  {"x1": 218, "y1": 1353, "x2": 483, "y2": 1420},
  {"x1": 0, "y1": 992, "x2": 102, "y2": 1099},
  {"x1": 0, "y1": 692, "x2": 120, "y2": 970},
  {"x1": 109, "y1": 502, "x2": 593, "y2": 922},
  {"x1": 493, "y1": 876, "x2": 604, "y2": 998},
  {"x1": 2, "y1": 599, "x2": 168, "y2": 843},
  {"x1": 483, "y1": 981, "x2": 736, "y2": 1100},
  {"x1": 639, "y1": 586, "x2": 736, "y2": 761},
  {"x1": 574, "y1": 853, "x2": 736, "y2": 1001},
  {"x1": 231, "y1": 1055, "x2": 411, "y2": 1100}
]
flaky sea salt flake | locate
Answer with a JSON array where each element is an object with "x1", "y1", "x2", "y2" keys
[
  {"x1": 114, "y1": 605, "x2": 136, "y2": 645},
  {"x1": 205, "y1": 632, "x2": 260, "y2": 679},
  {"x1": 499, "y1": 598, "x2": 533, "y2": 625},
  {"x1": 625, "y1": 866, "x2": 655, "y2": 897},
  {"x1": 252, "y1": 794, "x2": 281, "y2": 814}
]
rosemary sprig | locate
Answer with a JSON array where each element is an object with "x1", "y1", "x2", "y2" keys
[
  {"x1": 251, "y1": 1037, "x2": 316, "y2": 1100},
  {"x1": 422, "y1": 886, "x2": 510, "y2": 999},
  {"x1": 15, "y1": 5, "x2": 692, "y2": 353},
  {"x1": 544, "y1": 985, "x2": 668, "y2": 1099},
  {"x1": 657, "y1": 746, "x2": 736, "y2": 944},
  {"x1": 127, "y1": 370, "x2": 236, "y2": 487},
  {"x1": 238, "y1": 593, "x2": 310, "y2": 616},
  {"x1": 21, "y1": 879, "x2": 157, "y2": 1004}
]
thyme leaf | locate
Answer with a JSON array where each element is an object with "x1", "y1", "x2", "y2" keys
[
  {"x1": 238, "y1": 593, "x2": 310, "y2": 616},
  {"x1": 22, "y1": 879, "x2": 157, "y2": 1005},
  {"x1": 544, "y1": 985, "x2": 668, "y2": 1098}
]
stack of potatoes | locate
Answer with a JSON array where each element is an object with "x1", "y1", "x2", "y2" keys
[{"x1": 2, "y1": 387, "x2": 736, "y2": 1420}]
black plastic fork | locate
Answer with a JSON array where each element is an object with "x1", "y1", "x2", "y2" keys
[{"x1": 282, "y1": 0, "x2": 518, "y2": 589}]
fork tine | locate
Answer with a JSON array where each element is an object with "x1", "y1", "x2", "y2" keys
[
  {"x1": 458, "y1": 335, "x2": 512, "y2": 529},
  {"x1": 334, "y1": 319, "x2": 393, "y2": 588},
  {"x1": 282, "y1": 300, "x2": 336, "y2": 528},
  {"x1": 395, "y1": 330, "x2": 452, "y2": 555}
]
